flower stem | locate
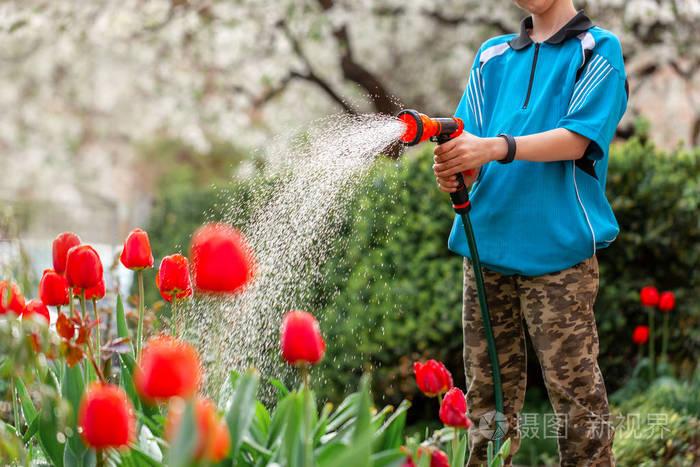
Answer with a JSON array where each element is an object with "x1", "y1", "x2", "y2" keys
[
  {"x1": 661, "y1": 313, "x2": 669, "y2": 362},
  {"x1": 80, "y1": 291, "x2": 88, "y2": 382},
  {"x1": 96, "y1": 449, "x2": 105, "y2": 467},
  {"x1": 300, "y1": 364, "x2": 310, "y2": 389},
  {"x1": 84, "y1": 335, "x2": 106, "y2": 383},
  {"x1": 452, "y1": 427, "x2": 459, "y2": 460},
  {"x1": 80, "y1": 291, "x2": 87, "y2": 321},
  {"x1": 171, "y1": 298, "x2": 179, "y2": 336},
  {"x1": 648, "y1": 306, "x2": 655, "y2": 380},
  {"x1": 136, "y1": 270, "x2": 145, "y2": 359},
  {"x1": 93, "y1": 298, "x2": 101, "y2": 364},
  {"x1": 11, "y1": 378, "x2": 20, "y2": 431}
]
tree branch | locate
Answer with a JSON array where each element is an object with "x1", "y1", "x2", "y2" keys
[
  {"x1": 317, "y1": 0, "x2": 399, "y2": 115},
  {"x1": 276, "y1": 19, "x2": 358, "y2": 114}
]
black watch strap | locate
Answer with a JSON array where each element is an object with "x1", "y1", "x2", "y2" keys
[{"x1": 497, "y1": 134, "x2": 516, "y2": 164}]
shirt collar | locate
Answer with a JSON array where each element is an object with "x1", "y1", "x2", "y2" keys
[{"x1": 509, "y1": 10, "x2": 594, "y2": 51}]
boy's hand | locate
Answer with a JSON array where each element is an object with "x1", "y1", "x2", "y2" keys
[
  {"x1": 435, "y1": 170, "x2": 479, "y2": 193},
  {"x1": 433, "y1": 132, "x2": 507, "y2": 178}
]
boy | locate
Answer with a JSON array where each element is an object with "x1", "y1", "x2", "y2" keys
[{"x1": 433, "y1": 1, "x2": 627, "y2": 465}]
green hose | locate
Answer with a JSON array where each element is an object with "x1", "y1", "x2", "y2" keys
[{"x1": 460, "y1": 212, "x2": 504, "y2": 451}]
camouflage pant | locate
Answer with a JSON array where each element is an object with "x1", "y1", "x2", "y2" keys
[{"x1": 462, "y1": 256, "x2": 615, "y2": 467}]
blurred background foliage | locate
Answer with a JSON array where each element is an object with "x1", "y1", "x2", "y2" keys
[{"x1": 144, "y1": 128, "x2": 699, "y2": 395}]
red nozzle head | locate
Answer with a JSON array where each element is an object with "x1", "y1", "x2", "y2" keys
[{"x1": 397, "y1": 109, "x2": 463, "y2": 146}]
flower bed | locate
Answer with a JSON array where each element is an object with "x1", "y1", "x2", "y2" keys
[{"x1": 1, "y1": 226, "x2": 510, "y2": 466}]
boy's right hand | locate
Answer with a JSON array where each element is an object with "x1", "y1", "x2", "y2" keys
[{"x1": 434, "y1": 168, "x2": 479, "y2": 193}]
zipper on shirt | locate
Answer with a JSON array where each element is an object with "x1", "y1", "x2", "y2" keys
[{"x1": 522, "y1": 43, "x2": 540, "y2": 109}]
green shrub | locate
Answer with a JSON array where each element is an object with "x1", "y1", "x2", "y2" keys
[
  {"x1": 611, "y1": 369, "x2": 700, "y2": 466},
  {"x1": 145, "y1": 137, "x2": 700, "y2": 416},
  {"x1": 312, "y1": 139, "x2": 699, "y2": 408}
]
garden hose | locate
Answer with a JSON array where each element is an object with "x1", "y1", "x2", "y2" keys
[{"x1": 397, "y1": 109, "x2": 505, "y2": 450}]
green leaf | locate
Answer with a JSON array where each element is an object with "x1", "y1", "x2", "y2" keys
[
  {"x1": 280, "y1": 392, "x2": 305, "y2": 467},
  {"x1": 166, "y1": 400, "x2": 198, "y2": 467},
  {"x1": 373, "y1": 400, "x2": 410, "y2": 451},
  {"x1": 125, "y1": 446, "x2": 162, "y2": 467},
  {"x1": 119, "y1": 354, "x2": 142, "y2": 414},
  {"x1": 116, "y1": 294, "x2": 133, "y2": 354},
  {"x1": 37, "y1": 407, "x2": 64, "y2": 467},
  {"x1": 312, "y1": 402, "x2": 333, "y2": 445},
  {"x1": 61, "y1": 363, "x2": 91, "y2": 462},
  {"x1": 224, "y1": 369, "x2": 260, "y2": 461},
  {"x1": 63, "y1": 444, "x2": 96, "y2": 467},
  {"x1": 249, "y1": 401, "x2": 271, "y2": 445},
  {"x1": 269, "y1": 377, "x2": 290, "y2": 399},
  {"x1": 266, "y1": 393, "x2": 294, "y2": 450},
  {"x1": 15, "y1": 377, "x2": 37, "y2": 422},
  {"x1": 21, "y1": 415, "x2": 39, "y2": 443},
  {"x1": 371, "y1": 449, "x2": 405, "y2": 467},
  {"x1": 449, "y1": 431, "x2": 467, "y2": 467}
]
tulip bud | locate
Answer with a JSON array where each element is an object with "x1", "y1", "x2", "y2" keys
[
  {"x1": 639, "y1": 286, "x2": 659, "y2": 307},
  {"x1": 135, "y1": 336, "x2": 201, "y2": 402},
  {"x1": 156, "y1": 254, "x2": 193, "y2": 302},
  {"x1": 52, "y1": 232, "x2": 81, "y2": 275},
  {"x1": 402, "y1": 447, "x2": 449, "y2": 467},
  {"x1": 280, "y1": 310, "x2": 326, "y2": 366},
  {"x1": 78, "y1": 383, "x2": 135, "y2": 449},
  {"x1": 632, "y1": 325, "x2": 650, "y2": 345},
  {"x1": 165, "y1": 398, "x2": 230, "y2": 462},
  {"x1": 24, "y1": 299, "x2": 50, "y2": 324},
  {"x1": 658, "y1": 291, "x2": 675, "y2": 313},
  {"x1": 413, "y1": 360, "x2": 453, "y2": 397},
  {"x1": 39, "y1": 269, "x2": 70, "y2": 307},
  {"x1": 65, "y1": 245, "x2": 103, "y2": 291},
  {"x1": 76, "y1": 279, "x2": 106, "y2": 301},
  {"x1": 0, "y1": 280, "x2": 25, "y2": 317},
  {"x1": 120, "y1": 228, "x2": 154, "y2": 271},
  {"x1": 190, "y1": 223, "x2": 254, "y2": 293},
  {"x1": 439, "y1": 387, "x2": 471, "y2": 429}
]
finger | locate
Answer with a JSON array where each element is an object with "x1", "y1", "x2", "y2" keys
[
  {"x1": 433, "y1": 159, "x2": 462, "y2": 174},
  {"x1": 437, "y1": 183, "x2": 457, "y2": 193},
  {"x1": 436, "y1": 177, "x2": 459, "y2": 190},
  {"x1": 433, "y1": 139, "x2": 458, "y2": 157}
]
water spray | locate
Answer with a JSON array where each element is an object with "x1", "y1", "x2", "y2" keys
[{"x1": 397, "y1": 109, "x2": 505, "y2": 449}]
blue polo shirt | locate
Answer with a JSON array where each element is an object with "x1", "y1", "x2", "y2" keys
[{"x1": 448, "y1": 11, "x2": 628, "y2": 276}]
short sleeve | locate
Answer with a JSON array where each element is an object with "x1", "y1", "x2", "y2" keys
[
  {"x1": 454, "y1": 60, "x2": 485, "y2": 137},
  {"x1": 557, "y1": 53, "x2": 628, "y2": 161}
]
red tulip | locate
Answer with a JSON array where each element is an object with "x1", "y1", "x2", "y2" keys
[
  {"x1": 402, "y1": 447, "x2": 449, "y2": 467},
  {"x1": 632, "y1": 325, "x2": 650, "y2": 345},
  {"x1": 135, "y1": 336, "x2": 201, "y2": 401},
  {"x1": 52, "y1": 232, "x2": 81, "y2": 275},
  {"x1": 81, "y1": 279, "x2": 106, "y2": 301},
  {"x1": 39, "y1": 269, "x2": 69, "y2": 306},
  {"x1": 120, "y1": 228, "x2": 154, "y2": 270},
  {"x1": 439, "y1": 387, "x2": 471, "y2": 429},
  {"x1": 156, "y1": 254, "x2": 192, "y2": 303},
  {"x1": 429, "y1": 448, "x2": 449, "y2": 467},
  {"x1": 640, "y1": 286, "x2": 659, "y2": 307},
  {"x1": 190, "y1": 223, "x2": 254, "y2": 293},
  {"x1": 166, "y1": 398, "x2": 230, "y2": 462},
  {"x1": 280, "y1": 310, "x2": 326, "y2": 365},
  {"x1": 24, "y1": 299, "x2": 50, "y2": 323},
  {"x1": 0, "y1": 280, "x2": 25, "y2": 316},
  {"x1": 658, "y1": 291, "x2": 675, "y2": 313},
  {"x1": 78, "y1": 383, "x2": 135, "y2": 449},
  {"x1": 413, "y1": 360, "x2": 453, "y2": 397},
  {"x1": 65, "y1": 245, "x2": 103, "y2": 291}
]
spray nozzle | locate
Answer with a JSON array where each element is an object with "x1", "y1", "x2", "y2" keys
[{"x1": 397, "y1": 109, "x2": 464, "y2": 146}]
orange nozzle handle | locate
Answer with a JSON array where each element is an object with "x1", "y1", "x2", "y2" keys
[{"x1": 397, "y1": 109, "x2": 464, "y2": 146}]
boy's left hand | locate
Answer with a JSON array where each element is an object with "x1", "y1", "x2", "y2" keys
[{"x1": 433, "y1": 132, "x2": 507, "y2": 178}]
